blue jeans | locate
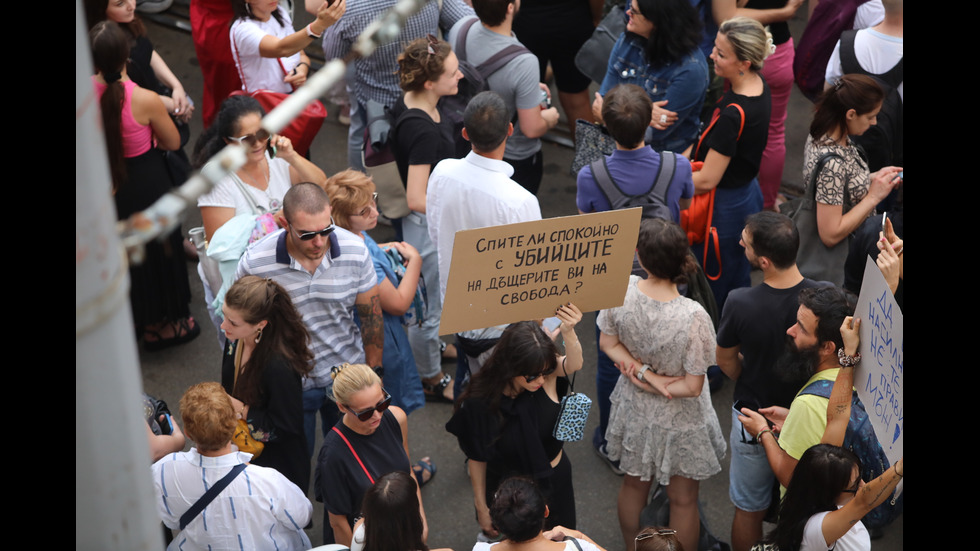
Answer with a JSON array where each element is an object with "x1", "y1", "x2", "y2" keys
[
  {"x1": 728, "y1": 409, "x2": 775, "y2": 511},
  {"x1": 592, "y1": 322, "x2": 619, "y2": 450},
  {"x1": 302, "y1": 387, "x2": 341, "y2": 458},
  {"x1": 347, "y1": 95, "x2": 367, "y2": 172},
  {"x1": 403, "y1": 212, "x2": 443, "y2": 380}
]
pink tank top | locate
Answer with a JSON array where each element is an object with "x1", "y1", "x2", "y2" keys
[{"x1": 92, "y1": 78, "x2": 153, "y2": 158}]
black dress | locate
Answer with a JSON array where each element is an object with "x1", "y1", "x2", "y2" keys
[
  {"x1": 221, "y1": 341, "x2": 310, "y2": 493},
  {"x1": 446, "y1": 381, "x2": 576, "y2": 529}
]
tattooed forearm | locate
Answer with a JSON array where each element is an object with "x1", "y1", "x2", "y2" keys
[{"x1": 357, "y1": 294, "x2": 384, "y2": 367}]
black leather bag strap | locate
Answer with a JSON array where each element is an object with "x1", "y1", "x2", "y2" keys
[{"x1": 179, "y1": 463, "x2": 247, "y2": 530}]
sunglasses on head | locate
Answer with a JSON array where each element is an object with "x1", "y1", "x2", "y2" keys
[
  {"x1": 226, "y1": 128, "x2": 271, "y2": 147},
  {"x1": 346, "y1": 389, "x2": 393, "y2": 422},
  {"x1": 523, "y1": 366, "x2": 557, "y2": 383},
  {"x1": 636, "y1": 529, "x2": 676, "y2": 545}
]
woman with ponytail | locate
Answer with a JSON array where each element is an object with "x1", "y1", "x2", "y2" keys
[
  {"x1": 91, "y1": 21, "x2": 198, "y2": 352},
  {"x1": 220, "y1": 275, "x2": 314, "y2": 492}
]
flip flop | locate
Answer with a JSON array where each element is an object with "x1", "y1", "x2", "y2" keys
[{"x1": 412, "y1": 457, "x2": 436, "y2": 488}]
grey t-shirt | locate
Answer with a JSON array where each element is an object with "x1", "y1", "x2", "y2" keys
[{"x1": 447, "y1": 17, "x2": 542, "y2": 161}]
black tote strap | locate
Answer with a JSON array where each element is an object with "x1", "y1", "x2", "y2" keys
[{"x1": 179, "y1": 463, "x2": 247, "y2": 529}]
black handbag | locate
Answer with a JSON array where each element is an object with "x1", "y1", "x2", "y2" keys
[{"x1": 573, "y1": 6, "x2": 627, "y2": 84}]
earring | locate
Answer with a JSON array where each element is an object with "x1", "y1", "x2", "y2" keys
[
  {"x1": 739, "y1": 70, "x2": 744, "y2": 76},
  {"x1": 255, "y1": 327, "x2": 263, "y2": 344},
  {"x1": 245, "y1": 1, "x2": 252, "y2": 15}
]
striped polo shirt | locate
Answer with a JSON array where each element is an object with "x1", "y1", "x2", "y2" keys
[{"x1": 235, "y1": 228, "x2": 377, "y2": 390}]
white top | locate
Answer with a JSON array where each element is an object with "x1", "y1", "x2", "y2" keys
[
  {"x1": 853, "y1": 1, "x2": 884, "y2": 29},
  {"x1": 350, "y1": 521, "x2": 366, "y2": 551},
  {"x1": 151, "y1": 448, "x2": 312, "y2": 551},
  {"x1": 426, "y1": 151, "x2": 542, "y2": 302},
  {"x1": 825, "y1": 28, "x2": 903, "y2": 100},
  {"x1": 473, "y1": 540, "x2": 602, "y2": 551},
  {"x1": 231, "y1": 7, "x2": 302, "y2": 94},
  {"x1": 198, "y1": 153, "x2": 292, "y2": 214},
  {"x1": 801, "y1": 510, "x2": 870, "y2": 551}
]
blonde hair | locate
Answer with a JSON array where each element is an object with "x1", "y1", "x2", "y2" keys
[
  {"x1": 331, "y1": 363, "x2": 381, "y2": 405},
  {"x1": 323, "y1": 169, "x2": 377, "y2": 231},
  {"x1": 180, "y1": 382, "x2": 237, "y2": 452},
  {"x1": 719, "y1": 16, "x2": 774, "y2": 72}
]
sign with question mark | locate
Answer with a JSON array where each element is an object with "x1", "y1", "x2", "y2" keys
[{"x1": 439, "y1": 208, "x2": 642, "y2": 335}]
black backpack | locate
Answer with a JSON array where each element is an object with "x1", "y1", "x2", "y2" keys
[
  {"x1": 839, "y1": 30, "x2": 903, "y2": 172},
  {"x1": 442, "y1": 17, "x2": 531, "y2": 152}
]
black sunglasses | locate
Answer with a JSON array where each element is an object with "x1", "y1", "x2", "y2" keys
[
  {"x1": 524, "y1": 366, "x2": 557, "y2": 383},
  {"x1": 293, "y1": 218, "x2": 337, "y2": 241},
  {"x1": 346, "y1": 389, "x2": 393, "y2": 422}
]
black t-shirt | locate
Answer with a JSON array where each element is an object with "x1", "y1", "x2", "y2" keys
[
  {"x1": 744, "y1": 0, "x2": 791, "y2": 45},
  {"x1": 716, "y1": 278, "x2": 832, "y2": 407},
  {"x1": 390, "y1": 96, "x2": 457, "y2": 189},
  {"x1": 696, "y1": 80, "x2": 772, "y2": 189}
]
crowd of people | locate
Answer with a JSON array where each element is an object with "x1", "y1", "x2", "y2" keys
[{"x1": 86, "y1": 0, "x2": 904, "y2": 549}]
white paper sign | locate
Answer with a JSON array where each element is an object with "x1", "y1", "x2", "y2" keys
[{"x1": 853, "y1": 256, "x2": 903, "y2": 465}]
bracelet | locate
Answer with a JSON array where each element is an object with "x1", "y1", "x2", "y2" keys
[
  {"x1": 296, "y1": 61, "x2": 310, "y2": 71},
  {"x1": 757, "y1": 428, "x2": 775, "y2": 441},
  {"x1": 838, "y1": 347, "x2": 861, "y2": 367},
  {"x1": 306, "y1": 23, "x2": 322, "y2": 39}
]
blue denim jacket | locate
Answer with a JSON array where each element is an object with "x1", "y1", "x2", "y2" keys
[{"x1": 599, "y1": 32, "x2": 709, "y2": 153}]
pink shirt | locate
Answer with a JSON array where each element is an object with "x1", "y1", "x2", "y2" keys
[{"x1": 92, "y1": 78, "x2": 153, "y2": 158}]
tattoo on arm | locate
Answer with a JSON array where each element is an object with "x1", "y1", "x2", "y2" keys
[{"x1": 356, "y1": 294, "x2": 384, "y2": 365}]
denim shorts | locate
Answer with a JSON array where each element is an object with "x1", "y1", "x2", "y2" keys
[{"x1": 728, "y1": 408, "x2": 776, "y2": 512}]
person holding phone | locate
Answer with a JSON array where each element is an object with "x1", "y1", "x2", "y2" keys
[{"x1": 195, "y1": 95, "x2": 327, "y2": 242}]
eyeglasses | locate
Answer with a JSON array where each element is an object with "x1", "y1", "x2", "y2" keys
[
  {"x1": 523, "y1": 366, "x2": 557, "y2": 383},
  {"x1": 346, "y1": 389, "x2": 393, "y2": 422},
  {"x1": 226, "y1": 128, "x2": 271, "y2": 147},
  {"x1": 354, "y1": 193, "x2": 379, "y2": 217},
  {"x1": 292, "y1": 217, "x2": 336, "y2": 241},
  {"x1": 636, "y1": 529, "x2": 676, "y2": 546}
]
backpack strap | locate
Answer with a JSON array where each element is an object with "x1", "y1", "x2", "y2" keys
[
  {"x1": 179, "y1": 463, "x2": 247, "y2": 530},
  {"x1": 455, "y1": 17, "x2": 479, "y2": 62},
  {"x1": 590, "y1": 157, "x2": 628, "y2": 210},
  {"x1": 590, "y1": 151, "x2": 676, "y2": 213},
  {"x1": 651, "y1": 151, "x2": 676, "y2": 206},
  {"x1": 839, "y1": 30, "x2": 904, "y2": 88},
  {"x1": 476, "y1": 44, "x2": 532, "y2": 79}
]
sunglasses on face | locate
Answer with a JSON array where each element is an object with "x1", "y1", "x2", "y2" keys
[
  {"x1": 292, "y1": 218, "x2": 337, "y2": 241},
  {"x1": 226, "y1": 128, "x2": 271, "y2": 147},
  {"x1": 346, "y1": 389, "x2": 393, "y2": 422},
  {"x1": 523, "y1": 366, "x2": 557, "y2": 383}
]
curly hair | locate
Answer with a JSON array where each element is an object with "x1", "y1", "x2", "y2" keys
[
  {"x1": 490, "y1": 477, "x2": 547, "y2": 542},
  {"x1": 397, "y1": 37, "x2": 452, "y2": 93},
  {"x1": 324, "y1": 169, "x2": 377, "y2": 231},
  {"x1": 192, "y1": 95, "x2": 266, "y2": 169},
  {"x1": 180, "y1": 382, "x2": 237, "y2": 451},
  {"x1": 224, "y1": 276, "x2": 313, "y2": 406}
]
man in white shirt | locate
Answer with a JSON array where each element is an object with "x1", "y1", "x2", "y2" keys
[
  {"x1": 825, "y1": 0, "x2": 903, "y2": 100},
  {"x1": 427, "y1": 91, "x2": 542, "y2": 394}
]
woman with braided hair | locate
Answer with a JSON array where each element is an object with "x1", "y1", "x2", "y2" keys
[{"x1": 220, "y1": 275, "x2": 313, "y2": 492}]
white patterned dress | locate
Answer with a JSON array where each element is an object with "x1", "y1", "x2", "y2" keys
[{"x1": 597, "y1": 276, "x2": 726, "y2": 484}]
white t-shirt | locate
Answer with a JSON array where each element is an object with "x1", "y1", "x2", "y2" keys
[
  {"x1": 853, "y1": 1, "x2": 884, "y2": 29},
  {"x1": 801, "y1": 510, "x2": 871, "y2": 551},
  {"x1": 198, "y1": 153, "x2": 292, "y2": 215},
  {"x1": 231, "y1": 7, "x2": 301, "y2": 94},
  {"x1": 825, "y1": 29, "x2": 903, "y2": 100}
]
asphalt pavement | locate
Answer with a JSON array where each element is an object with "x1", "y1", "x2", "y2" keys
[{"x1": 132, "y1": 5, "x2": 902, "y2": 549}]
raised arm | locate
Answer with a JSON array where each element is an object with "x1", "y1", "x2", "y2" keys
[
  {"x1": 819, "y1": 458, "x2": 904, "y2": 547},
  {"x1": 554, "y1": 303, "x2": 584, "y2": 376},
  {"x1": 274, "y1": 135, "x2": 327, "y2": 185},
  {"x1": 254, "y1": 0, "x2": 346, "y2": 59},
  {"x1": 375, "y1": 242, "x2": 422, "y2": 316},
  {"x1": 821, "y1": 316, "x2": 859, "y2": 445}
]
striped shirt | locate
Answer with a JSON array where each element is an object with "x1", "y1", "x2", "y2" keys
[
  {"x1": 236, "y1": 228, "x2": 378, "y2": 390},
  {"x1": 321, "y1": 0, "x2": 474, "y2": 107}
]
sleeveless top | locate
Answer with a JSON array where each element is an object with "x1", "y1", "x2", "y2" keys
[{"x1": 93, "y1": 78, "x2": 153, "y2": 158}]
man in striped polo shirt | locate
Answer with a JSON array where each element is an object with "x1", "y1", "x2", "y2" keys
[{"x1": 235, "y1": 183, "x2": 383, "y2": 458}]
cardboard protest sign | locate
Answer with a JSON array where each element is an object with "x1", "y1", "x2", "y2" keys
[
  {"x1": 854, "y1": 256, "x2": 903, "y2": 466},
  {"x1": 439, "y1": 209, "x2": 642, "y2": 335}
]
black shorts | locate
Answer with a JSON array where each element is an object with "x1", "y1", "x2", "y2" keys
[{"x1": 513, "y1": 2, "x2": 594, "y2": 94}]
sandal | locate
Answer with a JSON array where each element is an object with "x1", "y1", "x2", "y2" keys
[
  {"x1": 412, "y1": 457, "x2": 436, "y2": 487},
  {"x1": 144, "y1": 317, "x2": 201, "y2": 352},
  {"x1": 422, "y1": 373, "x2": 453, "y2": 403}
]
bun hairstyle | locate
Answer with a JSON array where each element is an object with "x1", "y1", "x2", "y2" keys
[
  {"x1": 489, "y1": 477, "x2": 547, "y2": 543},
  {"x1": 718, "y1": 16, "x2": 775, "y2": 72},
  {"x1": 90, "y1": 20, "x2": 131, "y2": 192},
  {"x1": 809, "y1": 74, "x2": 884, "y2": 141},
  {"x1": 636, "y1": 219, "x2": 697, "y2": 284},
  {"x1": 397, "y1": 36, "x2": 452, "y2": 93},
  {"x1": 330, "y1": 363, "x2": 381, "y2": 406}
]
